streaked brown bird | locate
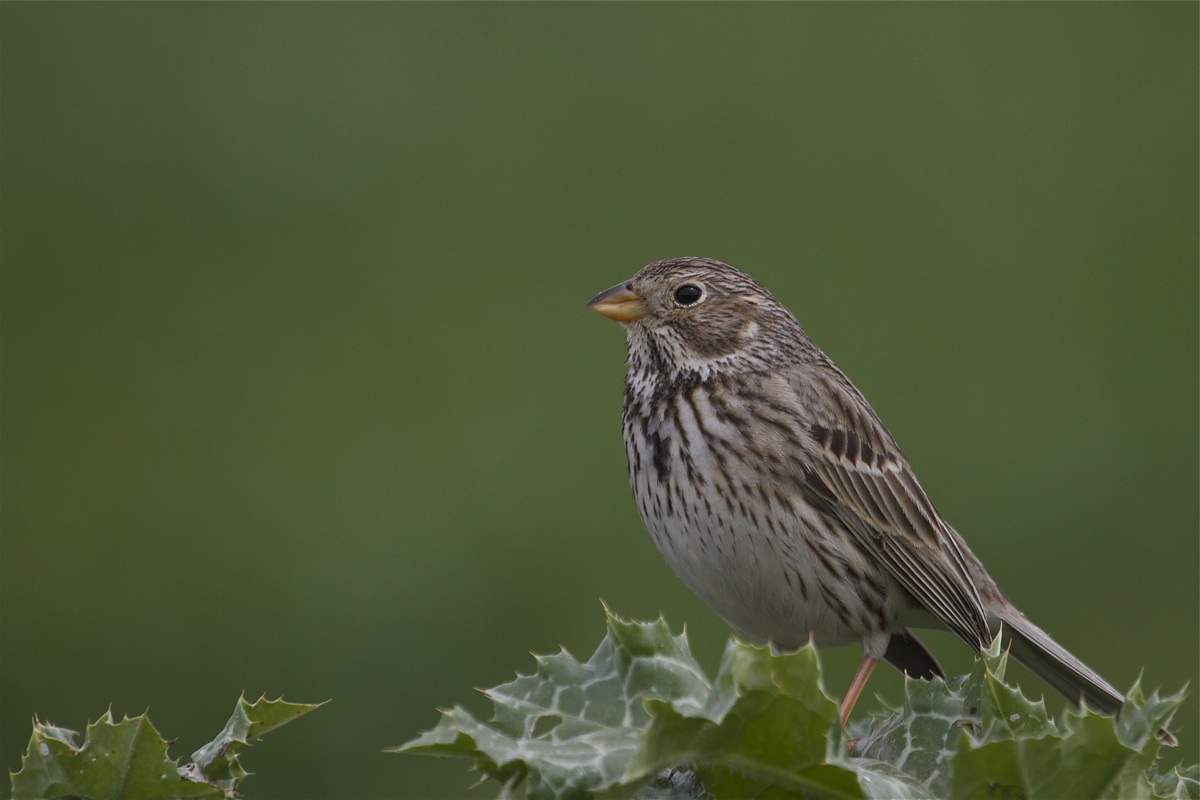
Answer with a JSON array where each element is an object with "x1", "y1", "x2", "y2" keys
[{"x1": 588, "y1": 256, "x2": 1172, "y2": 743}]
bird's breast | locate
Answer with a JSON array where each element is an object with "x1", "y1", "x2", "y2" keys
[{"x1": 620, "y1": 392, "x2": 893, "y2": 650}]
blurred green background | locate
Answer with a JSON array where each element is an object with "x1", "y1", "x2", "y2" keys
[{"x1": 3, "y1": 4, "x2": 1196, "y2": 797}]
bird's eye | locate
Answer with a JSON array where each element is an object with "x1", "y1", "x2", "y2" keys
[{"x1": 674, "y1": 284, "x2": 704, "y2": 306}]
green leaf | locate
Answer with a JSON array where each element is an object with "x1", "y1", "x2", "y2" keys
[
  {"x1": 10, "y1": 710, "x2": 223, "y2": 800},
  {"x1": 850, "y1": 634, "x2": 1056, "y2": 797},
  {"x1": 1154, "y1": 764, "x2": 1200, "y2": 800},
  {"x1": 10, "y1": 696, "x2": 324, "y2": 800},
  {"x1": 1115, "y1": 680, "x2": 1186, "y2": 751},
  {"x1": 628, "y1": 641, "x2": 865, "y2": 799},
  {"x1": 185, "y1": 694, "x2": 327, "y2": 790},
  {"x1": 401, "y1": 610, "x2": 1197, "y2": 800},
  {"x1": 400, "y1": 610, "x2": 930, "y2": 798},
  {"x1": 395, "y1": 609, "x2": 710, "y2": 799},
  {"x1": 948, "y1": 680, "x2": 1188, "y2": 800}
]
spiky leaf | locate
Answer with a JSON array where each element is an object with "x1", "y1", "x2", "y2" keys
[
  {"x1": 949, "y1": 683, "x2": 1187, "y2": 800},
  {"x1": 395, "y1": 610, "x2": 710, "y2": 799},
  {"x1": 849, "y1": 636, "x2": 1057, "y2": 796},
  {"x1": 400, "y1": 610, "x2": 1195, "y2": 800},
  {"x1": 10, "y1": 696, "x2": 324, "y2": 800},
  {"x1": 184, "y1": 694, "x2": 326, "y2": 790},
  {"x1": 11, "y1": 710, "x2": 222, "y2": 800}
]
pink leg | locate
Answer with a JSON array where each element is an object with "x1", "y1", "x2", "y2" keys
[{"x1": 839, "y1": 653, "x2": 880, "y2": 727}]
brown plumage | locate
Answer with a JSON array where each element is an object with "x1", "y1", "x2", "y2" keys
[{"x1": 588, "y1": 256, "x2": 1173, "y2": 743}]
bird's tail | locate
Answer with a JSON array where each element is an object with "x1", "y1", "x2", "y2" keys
[
  {"x1": 989, "y1": 604, "x2": 1177, "y2": 745},
  {"x1": 990, "y1": 605, "x2": 1122, "y2": 714}
]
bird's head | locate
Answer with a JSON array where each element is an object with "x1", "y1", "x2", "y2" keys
[{"x1": 588, "y1": 257, "x2": 805, "y2": 381}]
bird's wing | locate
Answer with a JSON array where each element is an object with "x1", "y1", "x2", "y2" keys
[{"x1": 788, "y1": 369, "x2": 993, "y2": 650}]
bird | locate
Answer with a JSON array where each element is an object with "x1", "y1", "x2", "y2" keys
[{"x1": 587, "y1": 256, "x2": 1173, "y2": 744}]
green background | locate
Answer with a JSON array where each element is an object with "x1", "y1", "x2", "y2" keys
[{"x1": 3, "y1": 5, "x2": 1196, "y2": 798}]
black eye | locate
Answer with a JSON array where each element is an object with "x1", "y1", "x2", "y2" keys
[{"x1": 674, "y1": 284, "x2": 704, "y2": 306}]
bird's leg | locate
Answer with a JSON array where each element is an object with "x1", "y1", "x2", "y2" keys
[{"x1": 839, "y1": 653, "x2": 879, "y2": 727}]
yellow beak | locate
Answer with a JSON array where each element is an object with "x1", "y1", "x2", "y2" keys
[{"x1": 587, "y1": 281, "x2": 648, "y2": 322}]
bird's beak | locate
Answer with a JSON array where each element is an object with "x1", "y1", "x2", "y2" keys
[{"x1": 587, "y1": 281, "x2": 648, "y2": 322}]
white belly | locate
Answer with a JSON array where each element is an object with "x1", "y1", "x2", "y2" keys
[{"x1": 624, "y1": 400, "x2": 911, "y2": 653}]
